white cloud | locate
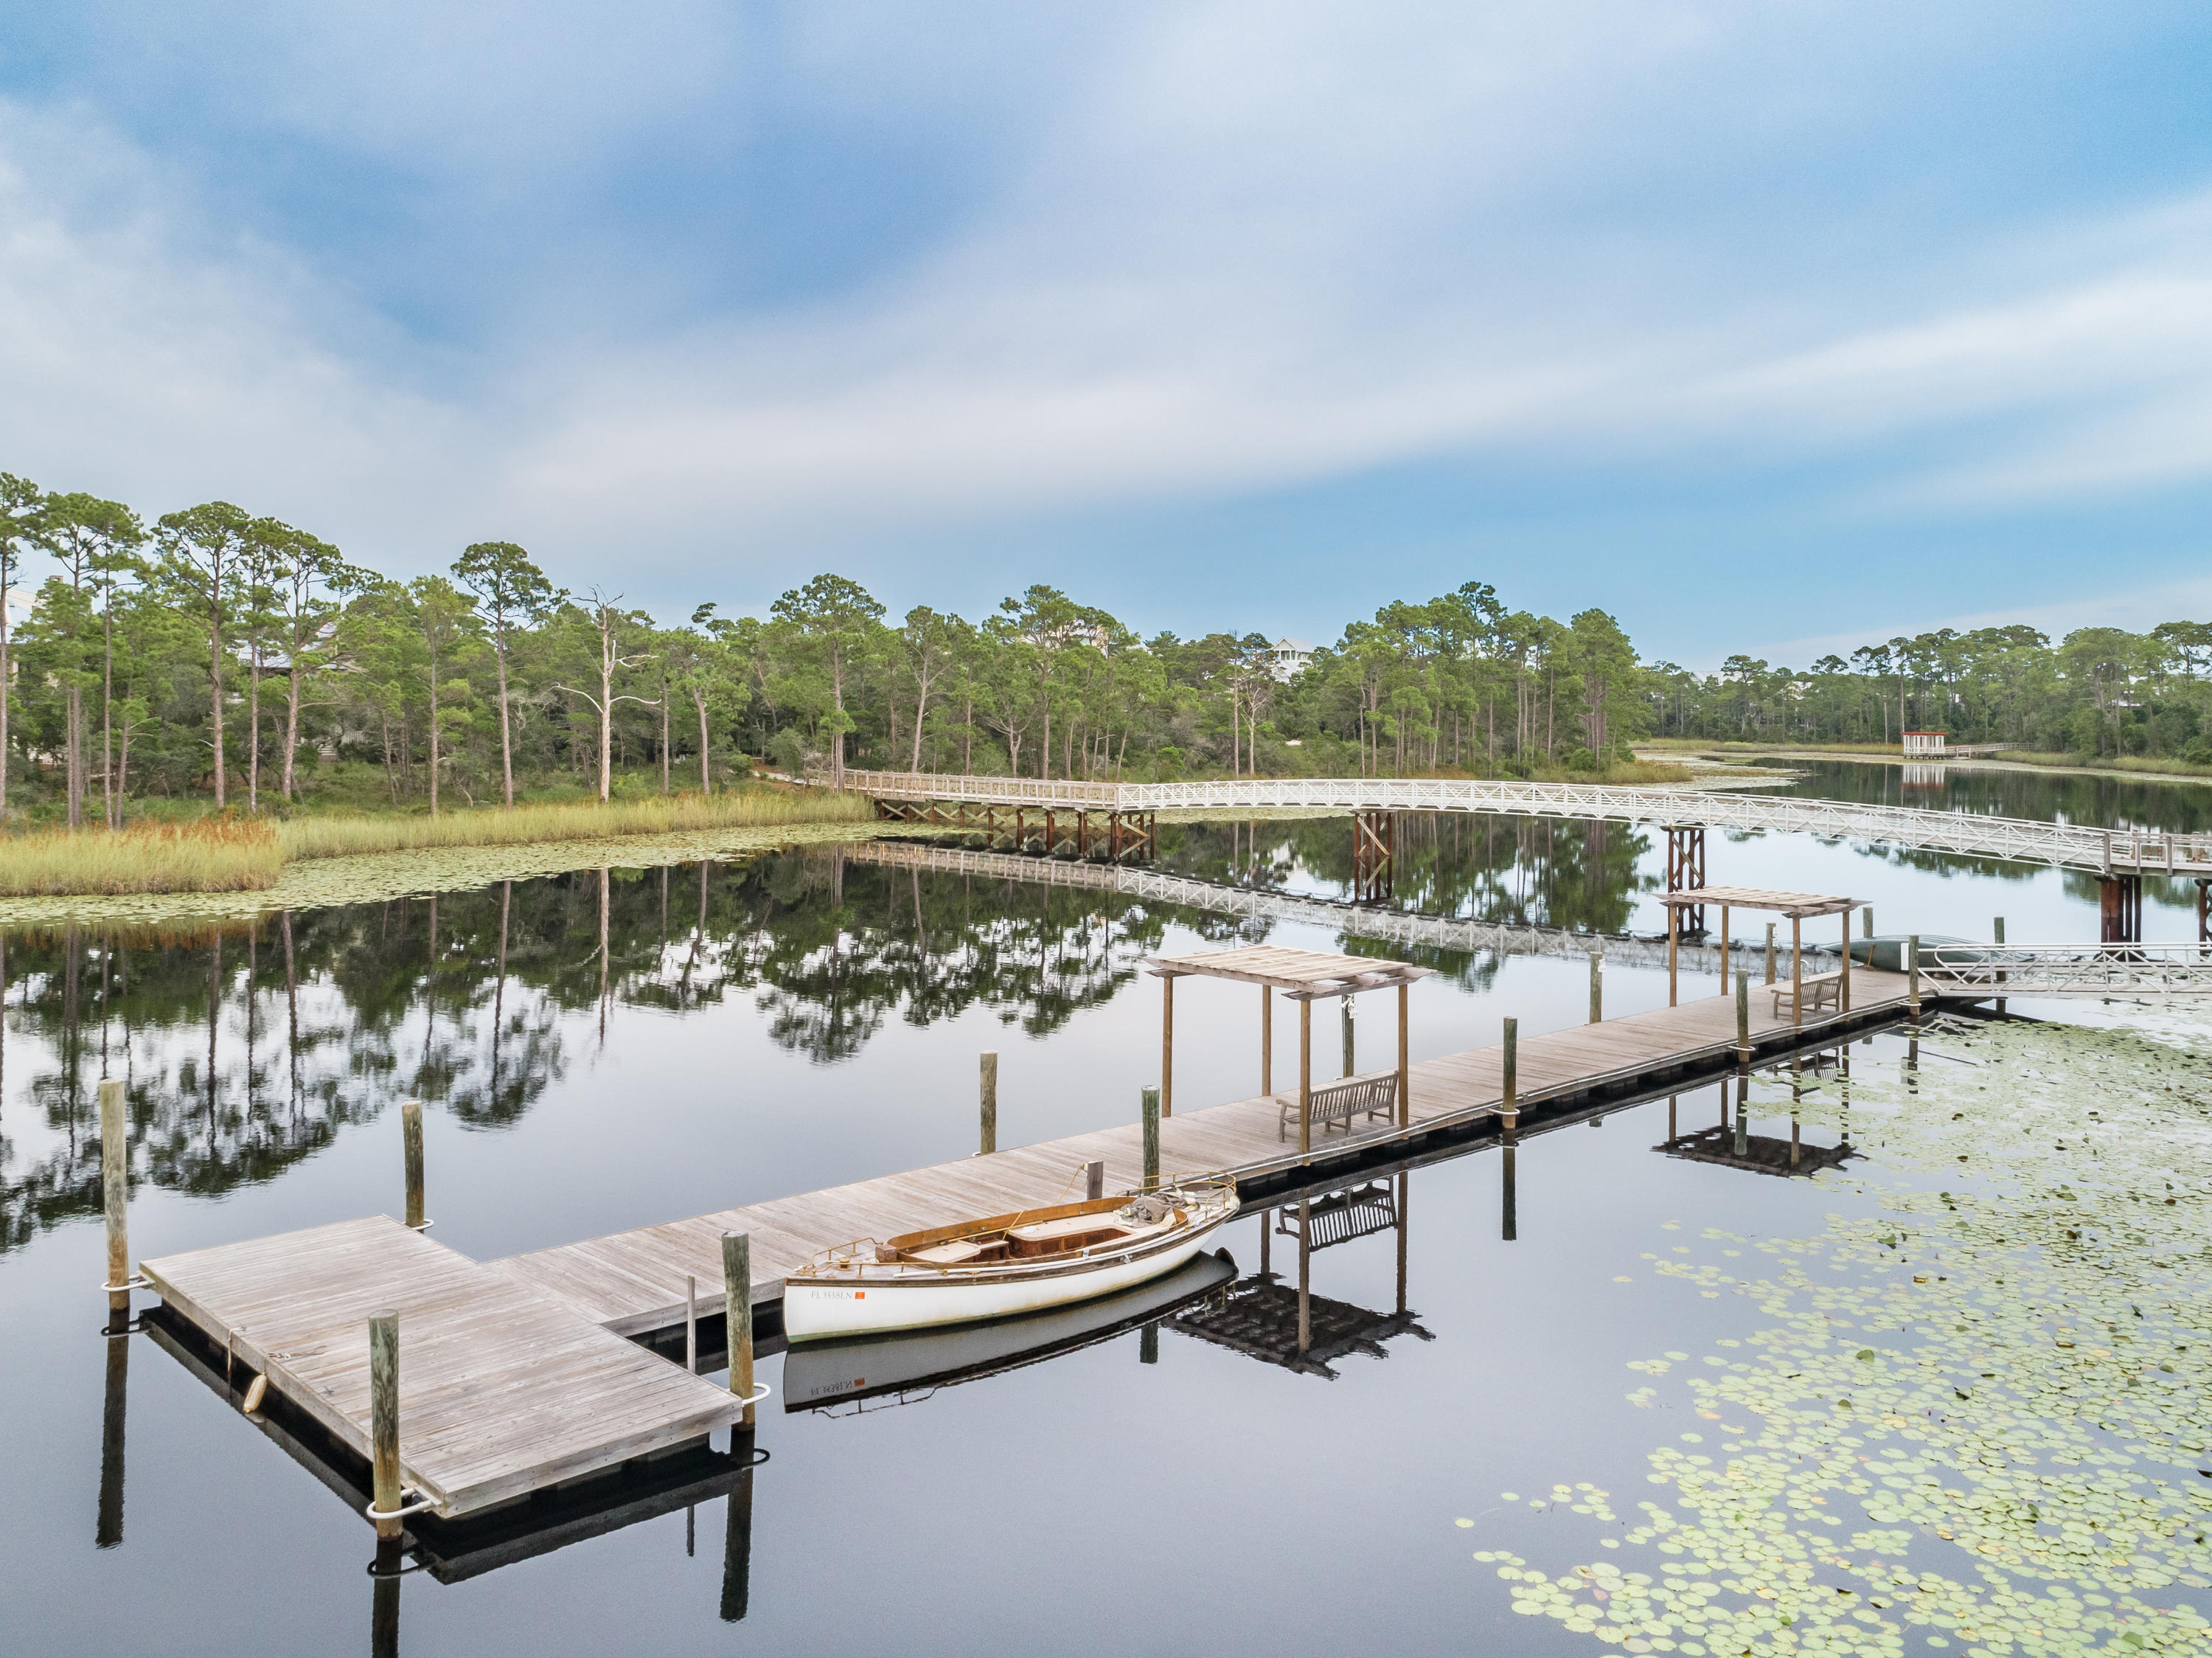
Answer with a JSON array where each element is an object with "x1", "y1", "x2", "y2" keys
[{"x1": 2, "y1": 1, "x2": 2210, "y2": 602}]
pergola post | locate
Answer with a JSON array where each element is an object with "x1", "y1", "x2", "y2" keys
[
  {"x1": 1260, "y1": 985, "x2": 1272, "y2": 1097},
  {"x1": 1840, "y1": 911, "x2": 1851, "y2": 1011},
  {"x1": 1791, "y1": 914, "x2": 1804, "y2": 1032},
  {"x1": 1396, "y1": 981, "x2": 1409, "y2": 1129},
  {"x1": 1160, "y1": 972, "x2": 1175, "y2": 1119},
  {"x1": 1297, "y1": 998, "x2": 1312, "y2": 1155}
]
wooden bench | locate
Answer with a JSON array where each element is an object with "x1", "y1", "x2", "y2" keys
[
  {"x1": 1769, "y1": 972, "x2": 1843, "y2": 1018},
  {"x1": 1279, "y1": 1070, "x2": 1400, "y2": 1139}
]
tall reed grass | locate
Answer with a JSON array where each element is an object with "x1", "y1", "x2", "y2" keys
[
  {"x1": 0, "y1": 790, "x2": 872, "y2": 896},
  {"x1": 276, "y1": 790, "x2": 872, "y2": 861},
  {"x1": 0, "y1": 818, "x2": 285, "y2": 895}
]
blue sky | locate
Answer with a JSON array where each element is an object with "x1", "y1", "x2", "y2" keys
[{"x1": 2, "y1": 2, "x2": 2210, "y2": 665}]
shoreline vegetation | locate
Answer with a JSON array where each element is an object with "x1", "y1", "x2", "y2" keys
[
  {"x1": 1643, "y1": 737, "x2": 2212, "y2": 784},
  {"x1": 0, "y1": 788, "x2": 873, "y2": 898}
]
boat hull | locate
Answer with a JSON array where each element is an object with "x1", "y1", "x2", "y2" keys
[{"x1": 783, "y1": 1210, "x2": 1234, "y2": 1342}]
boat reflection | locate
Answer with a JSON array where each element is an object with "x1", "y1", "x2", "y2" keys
[{"x1": 783, "y1": 1246, "x2": 1239, "y2": 1415}]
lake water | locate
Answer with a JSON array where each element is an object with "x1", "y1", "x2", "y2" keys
[{"x1": 4, "y1": 761, "x2": 2208, "y2": 1656}]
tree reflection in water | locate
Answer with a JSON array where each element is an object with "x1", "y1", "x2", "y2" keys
[{"x1": 0, "y1": 812, "x2": 1661, "y2": 1255}]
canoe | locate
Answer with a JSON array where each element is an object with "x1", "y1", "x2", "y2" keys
[
  {"x1": 782, "y1": 1246, "x2": 1238, "y2": 1412},
  {"x1": 782, "y1": 1174, "x2": 1239, "y2": 1342}
]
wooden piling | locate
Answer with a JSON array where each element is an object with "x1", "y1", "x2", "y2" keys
[
  {"x1": 1666, "y1": 902, "x2": 1679, "y2": 1007},
  {"x1": 978, "y1": 1052, "x2": 998, "y2": 1156},
  {"x1": 100, "y1": 1078, "x2": 128, "y2": 1313},
  {"x1": 401, "y1": 1099, "x2": 425, "y2": 1231},
  {"x1": 1764, "y1": 922, "x2": 1776, "y2": 985},
  {"x1": 1735, "y1": 970, "x2": 1750, "y2": 1066},
  {"x1": 685, "y1": 1274, "x2": 698, "y2": 1373},
  {"x1": 1862, "y1": 905, "x2": 1874, "y2": 939},
  {"x1": 1993, "y1": 916, "x2": 2006, "y2": 1014},
  {"x1": 1085, "y1": 1160, "x2": 1105, "y2": 1201},
  {"x1": 97, "y1": 1307, "x2": 128, "y2": 1548},
  {"x1": 1501, "y1": 1016, "x2": 1517, "y2": 1116},
  {"x1": 1340, "y1": 995, "x2": 1354, "y2": 1079},
  {"x1": 1141, "y1": 1086, "x2": 1160, "y2": 1192},
  {"x1": 723, "y1": 1232, "x2": 754, "y2": 1429},
  {"x1": 369, "y1": 1308, "x2": 401, "y2": 1539},
  {"x1": 1907, "y1": 933, "x2": 1921, "y2": 1017},
  {"x1": 1588, "y1": 950, "x2": 1602, "y2": 1024}
]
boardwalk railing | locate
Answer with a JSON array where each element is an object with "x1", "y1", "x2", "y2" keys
[
  {"x1": 829, "y1": 767, "x2": 2212, "y2": 877},
  {"x1": 1921, "y1": 943, "x2": 2212, "y2": 996},
  {"x1": 840, "y1": 839, "x2": 1800, "y2": 974}
]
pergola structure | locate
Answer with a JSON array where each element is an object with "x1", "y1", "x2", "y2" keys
[
  {"x1": 1146, "y1": 946, "x2": 1433, "y2": 1155},
  {"x1": 1660, "y1": 887, "x2": 1859, "y2": 1027}
]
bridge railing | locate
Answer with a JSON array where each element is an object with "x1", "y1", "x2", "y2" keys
[
  {"x1": 827, "y1": 768, "x2": 2212, "y2": 876},
  {"x1": 1921, "y1": 942, "x2": 2212, "y2": 996}
]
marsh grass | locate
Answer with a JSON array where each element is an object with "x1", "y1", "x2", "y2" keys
[
  {"x1": 274, "y1": 789, "x2": 872, "y2": 861},
  {"x1": 0, "y1": 818, "x2": 285, "y2": 895},
  {"x1": 0, "y1": 790, "x2": 872, "y2": 895}
]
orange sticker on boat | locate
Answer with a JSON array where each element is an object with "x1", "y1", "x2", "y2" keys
[{"x1": 855, "y1": 1291, "x2": 865, "y2": 1299}]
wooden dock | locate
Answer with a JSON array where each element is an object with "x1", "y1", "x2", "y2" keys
[
  {"x1": 138, "y1": 1216, "x2": 752, "y2": 1520},
  {"x1": 137, "y1": 963, "x2": 1919, "y2": 1522},
  {"x1": 492, "y1": 965, "x2": 1914, "y2": 1333}
]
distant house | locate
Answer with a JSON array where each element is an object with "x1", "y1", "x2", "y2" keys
[
  {"x1": 1902, "y1": 730, "x2": 1947, "y2": 758},
  {"x1": 1265, "y1": 637, "x2": 1315, "y2": 681}
]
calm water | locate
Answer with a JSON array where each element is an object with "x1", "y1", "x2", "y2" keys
[{"x1": 3, "y1": 767, "x2": 2208, "y2": 1656}]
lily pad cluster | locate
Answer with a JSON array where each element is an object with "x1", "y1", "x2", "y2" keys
[{"x1": 1466, "y1": 1014, "x2": 2212, "y2": 1655}]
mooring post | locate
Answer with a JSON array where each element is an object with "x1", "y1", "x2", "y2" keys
[
  {"x1": 369, "y1": 1309, "x2": 401, "y2": 1539},
  {"x1": 1735, "y1": 970, "x2": 1750, "y2": 1066},
  {"x1": 1862, "y1": 905, "x2": 1874, "y2": 940},
  {"x1": 685, "y1": 1274, "x2": 698, "y2": 1373},
  {"x1": 1085, "y1": 1160, "x2": 1105, "y2": 1201},
  {"x1": 1764, "y1": 923, "x2": 1777, "y2": 986},
  {"x1": 100, "y1": 1078, "x2": 129, "y2": 1314},
  {"x1": 978, "y1": 1051, "x2": 998, "y2": 1156},
  {"x1": 1790, "y1": 915, "x2": 1804, "y2": 1032},
  {"x1": 723, "y1": 1232, "x2": 755, "y2": 1429},
  {"x1": 1141, "y1": 1086, "x2": 1161, "y2": 1193},
  {"x1": 1340, "y1": 995, "x2": 1354, "y2": 1078},
  {"x1": 400, "y1": 1099, "x2": 425, "y2": 1230},
  {"x1": 1993, "y1": 916, "x2": 2006, "y2": 1015},
  {"x1": 1907, "y1": 933, "x2": 1921, "y2": 1019},
  {"x1": 1501, "y1": 1016, "x2": 1517, "y2": 1118},
  {"x1": 1588, "y1": 950, "x2": 1602, "y2": 1024}
]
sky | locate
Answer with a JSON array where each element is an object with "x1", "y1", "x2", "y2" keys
[{"x1": 1, "y1": 2, "x2": 2210, "y2": 667}]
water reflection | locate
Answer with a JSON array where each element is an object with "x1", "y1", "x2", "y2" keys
[{"x1": 1752, "y1": 755, "x2": 2212, "y2": 833}]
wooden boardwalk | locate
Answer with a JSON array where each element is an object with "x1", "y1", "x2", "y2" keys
[
  {"x1": 493, "y1": 965, "x2": 1915, "y2": 1334},
  {"x1": 138, "y1": 1216, "x2": 751, "y2": 1520}
]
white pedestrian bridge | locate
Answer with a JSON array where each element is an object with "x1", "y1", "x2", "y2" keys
[{"x1": 833, "y1": 768, "x2": 2212, "y2": 878}]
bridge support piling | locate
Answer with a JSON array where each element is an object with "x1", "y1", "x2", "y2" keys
[
  {"x1": 2098, "y1": 875, "x2": 2143, "y2": 945},
  {"x1": 1352, "y1": 809, "x2": 1395, "y2": 903},
  {"x1": 1666, "y1": 825, "x2": 1707, "y2": 934},
  {"x1": 2198, "y1": 879, "x2": 2211, "y2": 946}
]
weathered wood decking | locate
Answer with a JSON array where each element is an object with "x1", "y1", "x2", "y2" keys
[
  {"x1": 138, "y1": 1215, "x2": 751, "y2": 1519},
  {"x1": 491, "y1": 965, "x2": 1915, "y2": 1334},
  {"x1": 139, "y1": 964, "x2": 1918, "y2": 1522}
]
